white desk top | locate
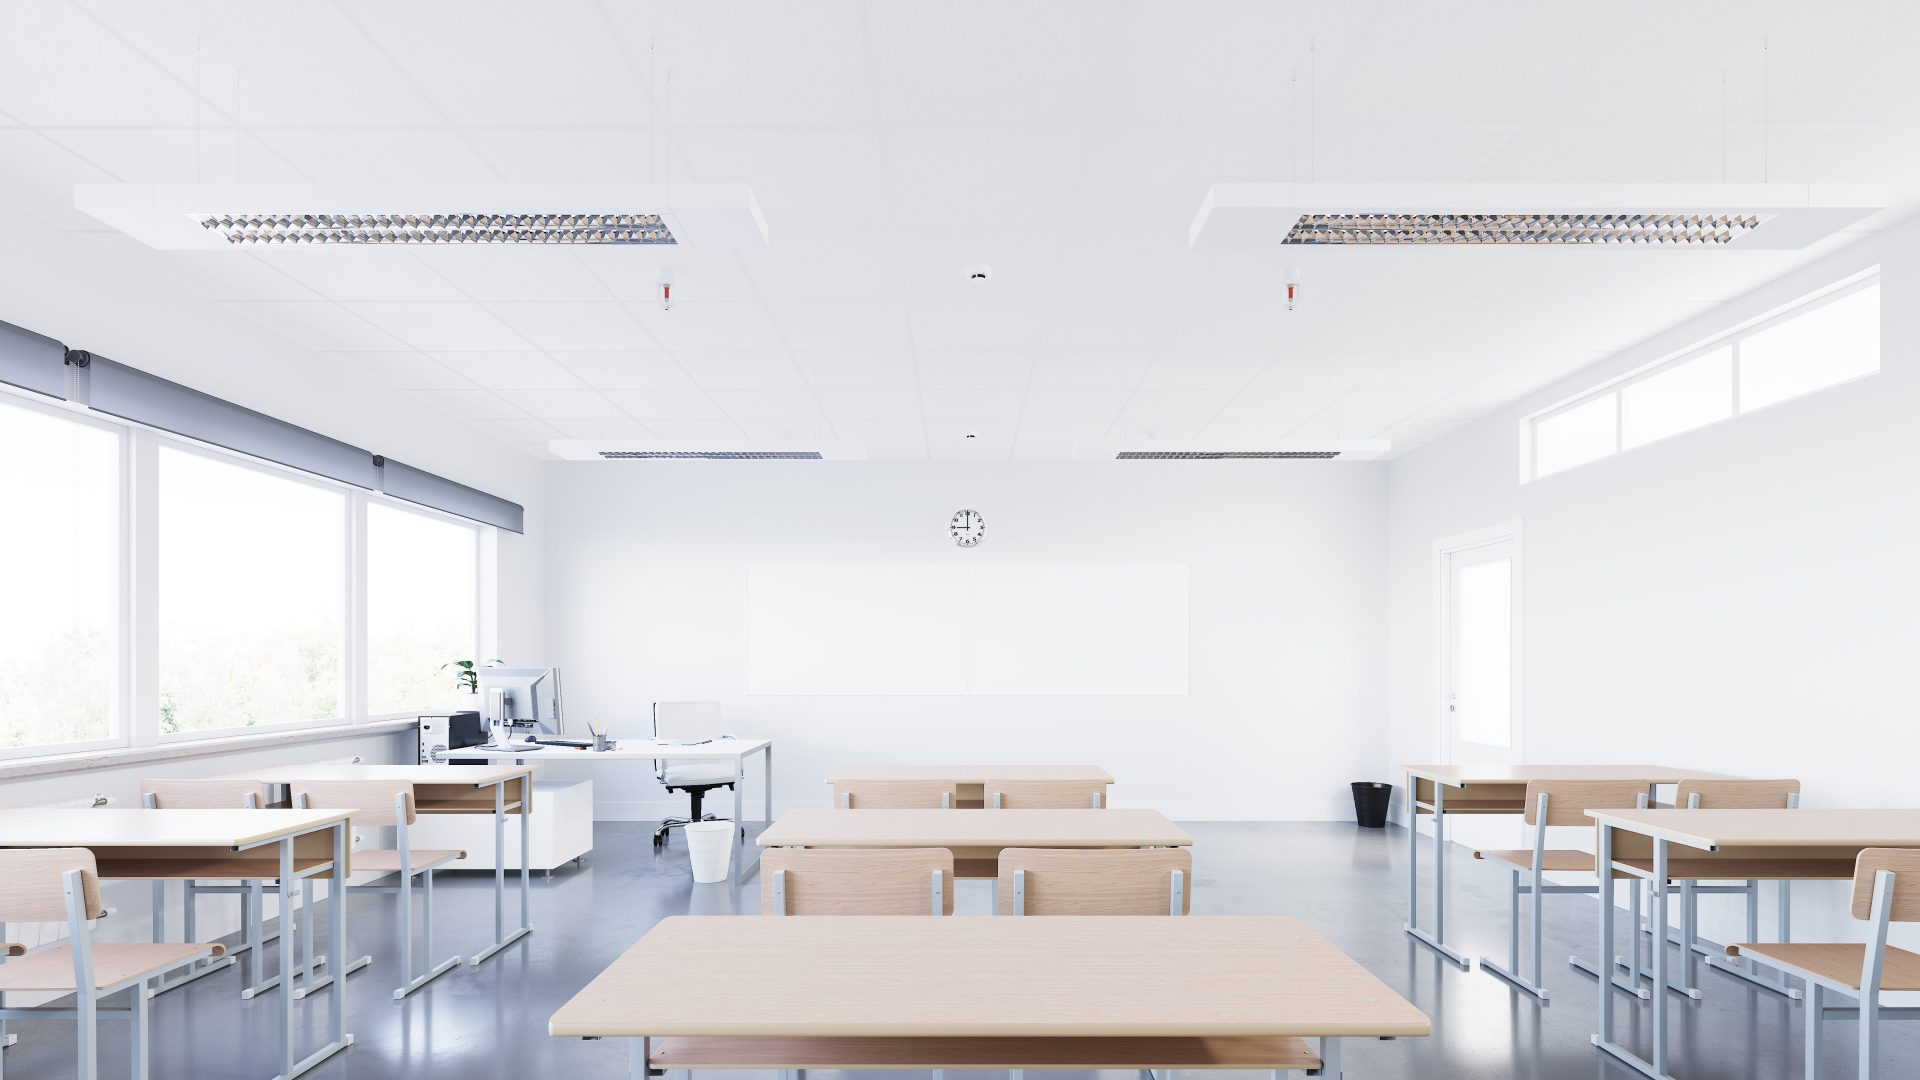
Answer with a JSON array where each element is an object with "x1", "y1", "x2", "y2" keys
[
  {"x1": 825, "y1": 765, "x2": 1114, "y2": 785},
  {"x1": 759, "y1": 808, "x2": 1190, "y2": 849},
  {"x1": 237, "y1": 763, "x2": 535, "y2": 786},
  {"x1": 465, "y1": 737, "x2": 770, "y2": 761},
  {"x1": 550, "y1": 916, "x2": 1429, "y2": 1039},
  {"x1": 1403, "y1": 763, "x2": 1715, "y2": 787},
  {"x1": 0, "y1": 808, "x2": 351, "y2": 849},
  {"x1": 1587, "y1": 808, "x2": 1920, "y2": 852}
]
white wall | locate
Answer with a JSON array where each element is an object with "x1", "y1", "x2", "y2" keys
[
  {"x1": 544, "y1": 460, "x2": 1389, "y2": 820},
  {"x1": 1384, "y1": 217, "x2": 1920, "y2": 946}
]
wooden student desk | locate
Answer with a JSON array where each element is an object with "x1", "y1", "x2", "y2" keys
[
  {"x1": 238, "y1": 762, "x2": 535, "y2": 965},
  {"x1": 1588, "y1": 808, "x2": 1920, "y2": 1080},
  {"x1": 1399, "y1": 763, "x2": 1711, "y2": 968},
  {"x1": 823, "y1": 765, "x2": 1113, "y2": 809},
  {"x1": 757, "y1": 808, "x2": 1189, "y2": 879},
  {"x1": 550, "y1": 916, "x2": 1429, "y2": 1079},
  {"x1": 0, "y1": 808, "x2": 354, "y2": 1080}
]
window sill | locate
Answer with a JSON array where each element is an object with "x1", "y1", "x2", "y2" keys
[{"x1": 0, "y1": 718, "x2": 420, "y2": 783}]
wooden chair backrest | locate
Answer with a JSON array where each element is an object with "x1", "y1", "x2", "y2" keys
[
  {"x1": 1522, "y1": 780, "x2": 1649, "y2": 826},
  {"x1": 1852, "y1": 849, "x2": 1920, "y2": 922},
  {"x1": 141, "y1": 778, "x2": 272, "y2": 809},
  {"x1": 292, "y1": 780, "x2": 415, "y2": 826},
  {"x1": 997, "y1": 848, "x2": 1192, "y2": 915},
  {"x1": 0, "y1": 848, "x2": 105, "y2": 921},
  {"x1": 987, "y1": 779, "x2": 1107, "y2": 809},
  {"x1": 831, "y1": 780, "x2": 957, "y2": 810},
  {"x1": 761, "y1": 848, "x2": 953, "y2": 915},
  {"x1": 1676, "y1": 779, "x2": 1799, "y2": 809}
]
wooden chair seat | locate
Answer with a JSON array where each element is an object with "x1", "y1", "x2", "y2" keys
[
  {"x1": 351, "y1": 848, "x2": 465, "y2": 874},
  {"x1": 1726, "y1": 942, "x2": 1920, "y2": 992},
  {"x1": 0, "y1": 942, "x2": 224, "y2": 992},
  {"x1": 1473, "y1": 849, "x2": 1594, "y2": 872},
  {"x1": 650, "y1": 1035, "x2": 1322, "y2": 1071}
]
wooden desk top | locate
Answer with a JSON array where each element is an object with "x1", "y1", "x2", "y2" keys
[
  {"x1": 824, "y1": 765, "x2": 1114, "y2": 784},
  {"x1": 1403, "y1": 763, "x2": 1714, "y2": 787},
  {"x1": 549, "y1": 916, "x2": 1428, "y2": 1039},
  {"x1": 462, "y1": 738, "x2": 770, "y2": 761},
  {"x1": 1587, "y1": 808, "x2": 1920, "y2": 851},
  {"x1": 758, "y1": 808, "x2": 1190, "y2": 849},
  {"x1": 236, "y1": 763, "x2": 535, "y2": 786},
  {"x1": 0, "y1": 808, "x2": 351, "y2": 849}
]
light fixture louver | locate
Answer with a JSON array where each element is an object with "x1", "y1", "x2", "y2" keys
[
  {"x1": 596, "y1": 450, "x2": 823, "y2": 460},
  {"x1": 199, "y1": 212, "x2": 677, "y2": 246},
  {"x1": 1116, "y1": 450, "x2": 1342, "y2": 459},
  {"x1": 1282, "y1": 212, "x2": 1761, "y2": 246}
]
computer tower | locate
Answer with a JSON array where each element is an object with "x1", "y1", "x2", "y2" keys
[{"x1": 418, "y1": 711, "x2": 485, "y2": 764}]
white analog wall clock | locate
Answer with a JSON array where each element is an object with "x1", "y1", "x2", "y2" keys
[{"x1": 950, "y1": 509, "x2": 985, "y2": 547}]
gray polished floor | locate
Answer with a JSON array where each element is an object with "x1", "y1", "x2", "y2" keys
[{"x1": 3, "y1": 821, "x2": 1911, "y2": 1079}]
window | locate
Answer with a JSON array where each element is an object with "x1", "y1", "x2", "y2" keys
[
  {"x1": 0, "y1": 399, "x2": 121, "y2": 753},
  {"x1": 367, "y1": 501, "x2": 479, "y2": 715},
  {"x1": 1526, "y1": 273, "x2": 1880, "y2": 480},
  {"x1": 157, "y1": 446, "x2": 346, "y2": 735}
]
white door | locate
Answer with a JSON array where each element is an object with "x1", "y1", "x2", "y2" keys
[{"x1": 1440, "y1": 532, "x2": 1521, "y2": 767}]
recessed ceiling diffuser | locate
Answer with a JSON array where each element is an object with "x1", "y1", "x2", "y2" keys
[
  {"x1": 1189, "y1": 183, "x2": 1885, "y2": 251},
  {"x1": 75, "y1": 183, "x2": 768, "y2": 250}
]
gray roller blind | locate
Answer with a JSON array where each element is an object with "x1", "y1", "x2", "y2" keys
[
  {"x1": 0, "y1": 318, "x2": 67, "y2": 398},
  {"x1": 377, "y1": 457, "x2": 524, "y2": 534},
  {"x1": 86, "y1": 356, "x2": 378, "y2": 490}
]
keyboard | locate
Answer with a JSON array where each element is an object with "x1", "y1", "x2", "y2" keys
[{"x1": 532, "y1": 737, "x2": 594, "y2": 748}]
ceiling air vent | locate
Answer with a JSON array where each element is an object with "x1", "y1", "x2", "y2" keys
[
  {"x1": 597, "y1": 450, "x2": 823, "y2": 460},
  {"x1": 1117, "y1": 450, "x2": 1340, "y2": 460}
]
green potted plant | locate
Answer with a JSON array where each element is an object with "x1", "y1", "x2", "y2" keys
[{"x1": 441, "y1": 658, "x2": 503, "y2": 710}]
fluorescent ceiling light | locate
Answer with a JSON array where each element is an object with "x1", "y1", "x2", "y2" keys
[
  {"x1": 1189, "y1": 183, "x2": 1884, "y2": 251},
  {"x1": 75, "y1": 183, "x2": 768, "y2": 250},
  {"x1": 550, "y1": 439, "x2": 864, "y2": 461},
  {"x1": 1073, "y1": 438, "x2": 1390, "y2": 462}
]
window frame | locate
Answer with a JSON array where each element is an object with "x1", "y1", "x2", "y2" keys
[
  {"x1": 1523, "y1": 269, "x2": 1882, "y2": 482},
  {"x1": 362, "y1": 494, "x2": 484, "y2": 722},
  {"x1": 0, "y1": 392, "x2": 132, "y2": 762}
]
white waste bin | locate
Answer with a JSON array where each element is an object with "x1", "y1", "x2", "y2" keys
[{"x1": 684, "y1": 821, "x2": 733, "y2": 883}]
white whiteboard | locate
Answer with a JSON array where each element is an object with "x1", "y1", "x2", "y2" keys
[{"x1": 746, "y1": 562, "x2": 1188, "y2": 696}]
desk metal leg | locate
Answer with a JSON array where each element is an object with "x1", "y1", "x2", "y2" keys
[
  {"x1": 471, "y1": 781, "x2": 531, "y2": 965},
  {"x1": 764, "y1": 743, "x2": 774, "y2": 824},
  {"x1": 1593, "y1": 829, "x2": 1680, "y2": 1080},
  {"x1": 1404, "y1": 784, "x2": 1469, "y2": 968}
]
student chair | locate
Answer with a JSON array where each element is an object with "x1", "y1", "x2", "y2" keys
[
  {"x1": 997, "y1": 848, "x2": 1191, "y2": 916},
  {"x1": 985, "y1": 779, "x2": 1106, "y2": 809},
  {"x1": 651, "y1": 700, "x2": 740, "y2": 850},
  {"x1": 138, "y1": 779, "x2": 291, "y2": 999},
  {"x1": 1727, "y1": 849, "x2": 1920, "y2": 1080},
  {"x1": 0, "y1": 848, "x2": 224, "y2": 1080},
  {"x1": 1473, "y1": 779, "x2": 1650, "y2": 999},
  {"x1": 762, "y1": 848, "x2": 954, "y2": 916},
  {"x1": 1628, "y1": 778, "x2": 1802, "y2": 999},
  {"x1": 830, "y1": 779, "x2": 957, "y2": 809},
  {"x1": 290, "y1": 780, "x2": 465, "y2": 1000}
]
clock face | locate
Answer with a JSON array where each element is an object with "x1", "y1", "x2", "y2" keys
[{"x1": 950, "y1": 509, "x2": 985, "y2": 547}]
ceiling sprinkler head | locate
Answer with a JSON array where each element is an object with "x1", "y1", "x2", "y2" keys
[{"x1": 659, "y1": 280, "x2": 673, "y2": 311}]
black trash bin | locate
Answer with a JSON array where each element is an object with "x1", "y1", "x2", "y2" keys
[{"x1": 1351, "y1": 781, "x2": 1392, "y2": 828}]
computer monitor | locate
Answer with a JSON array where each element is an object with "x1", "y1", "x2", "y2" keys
[{"x1": 476, "y1": 667, "x2": 565, "y2": 739}]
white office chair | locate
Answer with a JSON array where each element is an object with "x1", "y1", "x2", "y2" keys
[{"x1": 651, "y1": 700, "x2": 740, "y2": 850}]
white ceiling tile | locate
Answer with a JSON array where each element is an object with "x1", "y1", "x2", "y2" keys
[
  {"x1": 925, "y1": 419, "x2": 1020, "y2": 443},
  {"x1": 917, "y1": 353, "x2": 1032, "y2": 390},
  {"x1": 1028, "y1": 354, "x2": 1152, "y2": 390},
  {"x1": 1326, "y1": 388, "x2": 1450, "y2": 418},
  {"x1": 677, "y1": 353, "x2": 808, "y2": 391},
  {"x1": 1247, "y1": 356, "x2": 1391, "y2": 390},
  {"x1": 630, "y1": 302, "x2": 784, "y2": 352},
  {"x1": 929, "y1": 441, "x2": 1014, "y2": 462},
  {"x1": 1022, "y1": 389, "x2": 1131, "y2": 420},
  {"x1": 834, "y1": 419, "x2": 926, "y2": 443},
  {"x1": 671, "y1": 128, "x2": 893, "y2": 233},
  {"x1": 249, "y1": 128, "x2": 497, "y2": 184},
  {"x1": 559, "y1": 352, "x2": 695, "y2": 390},
  {"x1": 1215, "y1": 389, "x2": 1339, "y2": 419},
  {"x1": 815, "y1": 390, "x2": 923, "y2": 420},
  {"x1": 743, "y1": 236, "x2": 905, "y2": 301},
  {"x1": 708, "y1": 389, "x2": 824, "y2": 419},
  {"x1": 496, "y1": 389, "x2": 623, "y2": 421},
  {"x1": 257, "y1": 250, "x2": 468, "y2": 303},
  {"x1": 161, "y1": 252, "x2": 321, "y2": 302},
  {"x1": 1417, "y1": 388, "x2": 1528, "y2": 420},
  {"x1": 410, "y1": 389, "x2": 529, "y2": 420},
  {"x1": 1288, "y1": 417, "x2": 1400, "y2": 440},
  {"x1": 1382, "y1": 417, "x2": 1471, "y2": 444},
  {"x1": 329, "y1": 351, "x2": 471, "y2": 390},
  {"x1": 577, "y1": 249, "x2": 759, "y2": 303},
  {"x1": 766, "y1": 302, "x2": 912, "y2": 351},
  {"x1": 215, "y1": 302, "x2": 403, "y2": 351},
  {"x1": 1011, "y1": 443, "x2": 1077, "y2": 461},
  {"x1": 465, "y1": 127, "x2": 694, "y2": 184},
  {"x1": 40, "y1": 128, "x2": 307, "y2": 186},
  {"x1": 493, "y1": 302, "x2": 651, "y2": 351},
  {"x1": 1110, "y1": 419, "x2": 1207, "y2": 442},
  {"x1": 1196, "y1": 419, "x2": 1307, "y2": 444},
  {"x1": 1014, "y1": 419, "x2": 1111, "y2": 443},
  {"x1": 431, "y1": 352, "x2": 586, "y2": 390},
  {"x1": 546, "y1": 418, "x2": 655, "y2": 440},
  {"x1": 794, "y1": 353, "x2": 918, "y2": 390},
  {"x1": 1035, "y1": 304, "x2": 1184, "y2": 352},
  {"x1": 411, "y1": 248, "x2": 615, "y2": 302},
  {"x1": 1357, "y1": 352, "x2": 1507, "y2": 390},
  {"x1": 1139, "y1": 353, "x2": 1271, "y2": 390},
  {"x1": 921, "y1": 390, "x2": 1026, "y2": 420},
  {"x1": 863, "y1": 443, "x2": 930, "y2": 462},
  {"x1": 0, "y1": 1, "x2": 203, "y2": 125},
  {"x1": 734, "y1": 419, "x2": 841, "y2": 443},
  {"x1": 908, "y1": 303, "x2": 1045, "y2": 352},
  {"x1": 1121, "y1": 389, "x2": 1236, "y2": 420},
  {"x1": 603, "y1": 389, "x2": 727, "y2": 420},
  {"x1": 631, "y1": 419, "x2": 748, "y2": 443},
  {"x1": 343, "y1": 302, "x2": 526, "y2": 351},
  {"x1": 479, "y1": 417, "x2": 564, "y2": 442},
  {"x1": 1475, "y1": 353, "x2": 1609, "y2": 390}
]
